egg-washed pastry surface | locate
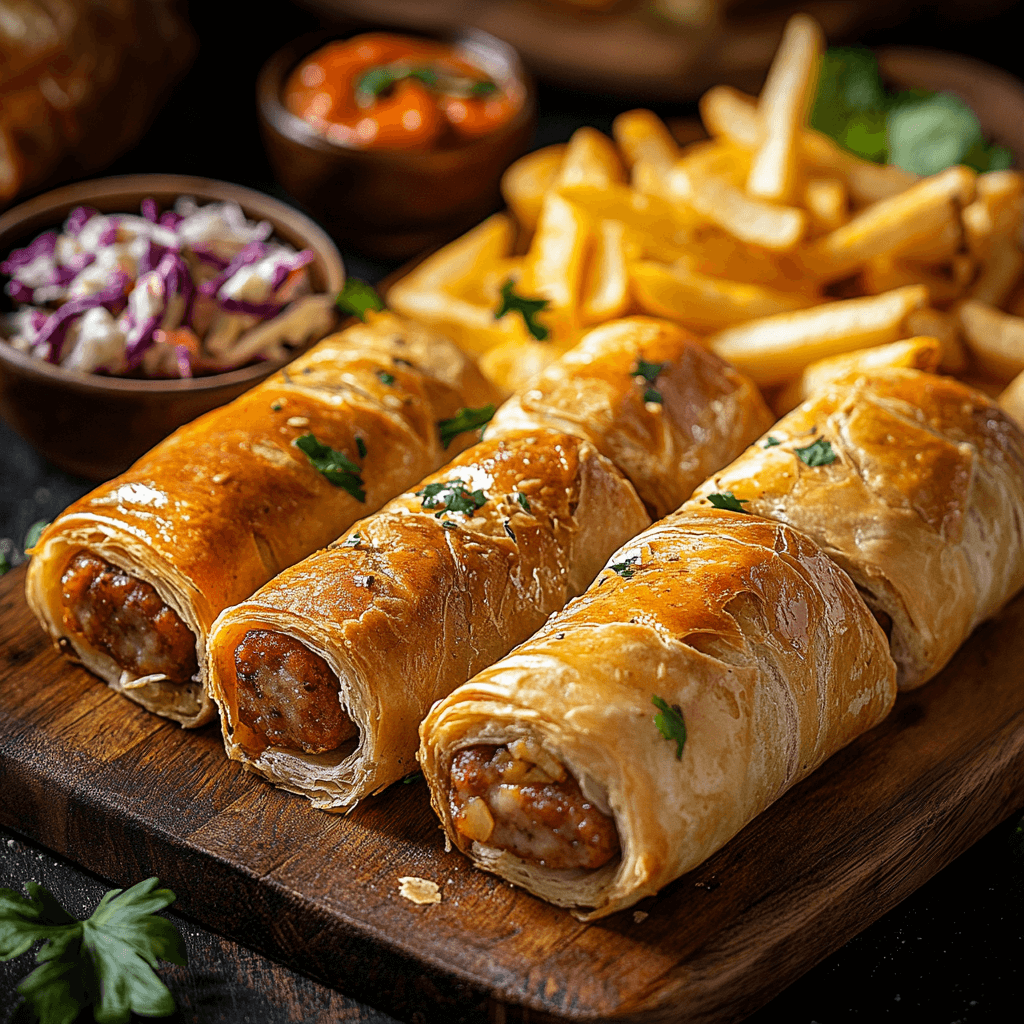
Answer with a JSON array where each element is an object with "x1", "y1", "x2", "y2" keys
[
  {"x1": 207, "y1": 429, "x2": 650, "y2": 807},
  {"x1": 204, "y1": 315, "x2": 771, "y2": 808},
  {"x1": 25, "y1": 312, "x2": 498, "y2": 726},
  {"x1": 419, "y1": 508, "x2": 897, "y2": 919},
  {"x1": 687, "y1": 368, "x2": 1024, "y2": 688}
]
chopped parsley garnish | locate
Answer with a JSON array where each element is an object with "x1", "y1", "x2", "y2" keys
[
  {"x1": 408, "y1": 66, "x2": 439, "y2": 88},
  {"x1": 355, "y1": 65, "x2": 397, "y2": 99},
  {"x1": 356, "y1": 436, "x2": 367, "y2": 458},
  {"x1": 494, "y1": 279, "x2": 550, "y2": 341},
  {"x1": 609, "y1": 557, "x2": 639, "y2": 579},
  {"x1": 633, "y1": 359, "x2": 665, "y2": 404},
  {"x1": 417, "y1": 479, "x2": 487, "y2": 518},
  {"x1": 503, "y1": 520, "x2": 516, "y2": 541},
  {"x1": 335, "y1": 278, "x2": 385, "y2": 321},
  {"x1": 377, "y1": 370, "x2": 396, "y2": 386},
  {"x1": 437, "y1": 404, "x2": 495, "y2": 449},
  {"x1": 271, "y1": 401, "x2": 283, "y2": 411},
  {"x1": 0, "y1": 551, "x2": 10, "y2": 577},
  {"x1": 763, "y1": 436, "x2": 782, "y2": 448},
  {"x1": 401, "y1": 771, "x2": 424, "y2": 784},
  {"x1": 652, "y1": 696, "x2": 687, "y2": 759},
  {"x1": 794, "y1": 437, "x2": 837, "y2": 467},
  {"x1": 442, "y1": 521, "x2": 459, "y2": 531},
  {"x1": 470, "y1": 79, "x2": 498, "y2": 98},
  {"x1": 0, "y1": 876, "x2": 186, "y2": 1023},
  {"x1": 294, "y1": 433, "x2": 366, "y2": 502},
  {"x1": 342, "y1": 531, "x2": 361, "y2": 548},
  {"x1": 643, "y1": 387, "x2": 663, "y2": 404},
  {"x1": 516, "y1": 491, "x2": 531, "y2": 513},
  {"x1": 24, "y1": 520, "x2": 49, "y2": 552},
  {"x1": 707, "y1": 491, "x2": 750, "y2": 513}
]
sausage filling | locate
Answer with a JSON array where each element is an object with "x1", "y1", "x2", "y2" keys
[
  {"x1": 449, "y1": 741, "x2": 620, "y2": 870},
  {"x1": 234, "y1": 629, "x2": 355, "y2": 754},
  {"x1": 60, "y1": 552, "x2": 198, "y2": 684}
]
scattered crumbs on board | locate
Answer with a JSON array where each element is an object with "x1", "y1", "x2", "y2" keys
[
  {"x1": 633, "y1": 910, "x2": 648, "y2": 924},
  {"x1": 398, "y1": 876, "x2": 442, "y2": 905}
]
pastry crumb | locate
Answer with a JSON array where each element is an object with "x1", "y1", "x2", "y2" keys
[
  {"x1": 398, "y1": 876, "x2": 441, "y2": 905},
  {"x1": 633, "y1": 910, "x2": 648, "y2": 924}
]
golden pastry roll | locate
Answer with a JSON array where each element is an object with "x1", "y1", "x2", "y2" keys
[
  {"x1": 25, "y1": 312, "x2": 499, "y2": 727},
  {"x1": 419, "y1": 509, "x2": 897, "y2": 920},
  {"x1": 489, "y1": 316, "x2": 774, "y2": 517},
  {"x1": 686, "y1": 369, "x2": 1024, "y2": 689},
  {"x1": 206, "y1": 429, "x2": 651, "y2": 807},
  {"x1": 204, "y1": 315, "x2": 772, "y2": 809}
]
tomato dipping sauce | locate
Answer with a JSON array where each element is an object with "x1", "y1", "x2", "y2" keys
[{"x1": 284, "y1": 33, "x2": 523, "y2": 150}]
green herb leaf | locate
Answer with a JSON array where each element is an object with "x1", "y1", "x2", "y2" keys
[
  {"x1": 1, "y1": 878, "x2": 185, "y2": 1024},
  {"x1": 609, "y1": 557, "x2": 639, "y2": 579},
  {"x1": 643, "y1": 387, "x2": 663, "y2": 405},
  {"x1": 24, "y1": 521, "x2": 50, "y2": 553},
  {"x1": 408, "y1": 66, "x2": 439, "y2": 88},
  {"x1": 355, "y1": 65, "x2": 396, "y2": 99},
  {"x1": 401, "y1": 771, "x2": 424, "y2": 784},
  {"x1": 632, "y1": 358, "x2": 665, "y2": 385},
  {"x1": 652, "y1": 695, "x2": 687, "y2": 759},
  {"x1": 470, "y1": 79, "x2": 498, "y2": 98},
  {"x1": 494, "y1": 279, "x2": 550, "y2": 341},
  {"x1": 294, "y1": 433, "x2": 366, "y2": 502},
  {"x1": 707, "y1": 491, "x2": 750, "y2": 513},
  {"x1": 516, "y1": 491, "x2": 531, "y2": 513},
  {"x1": 417, "y1": 479, "x2": 488, "y2": 518},
  {"x1": 811, "y1": 47, "x2": 887, "y2": 139},
  {"x1": 437, "y1": 404, "x2": 496, "y2": 449},
  {"x1": 342, "y1": 531, "x2": 361, "y2": 548},
  {"x1": 441, "y1": 521, "x2": 459, "y2": 531},
  {"x1": 794, "y1": 437, "x2": 837, "y2": 467},
  {"x1": 377, "y1": 370, "x2": 396, "y2": 386},
  {"x1": 763, "y1": 436, "x2": 782, "y2": 447},
  {"x1": 271, "y1": 401, "x2": 283, "y2": 411},
  {"x1": 0, "y1": 551, "x2": 10, "y2": 577},
  {"x1": 887, "y1": 92, "x2": 983, "y2": 176},
  {"x1": 335, "y1": 279, "x2": 385, "y2": 322},
  {"x1": 356, "y1": 436, "x2": 367, "y2": 459}
]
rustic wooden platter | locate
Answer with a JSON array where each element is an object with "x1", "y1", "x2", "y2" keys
[{"x1": 1, "y1": 561, "x2": 1023, "y2": 1023}]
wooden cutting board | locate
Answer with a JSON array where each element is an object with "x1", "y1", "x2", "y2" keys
[{"x1": 2, "y1": 561, "x2": 1023, "y2": 1024}]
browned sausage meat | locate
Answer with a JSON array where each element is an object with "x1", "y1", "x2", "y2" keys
[
  {"x1": 60, "y1": 552, "x2": 198, "y2": 684},
  {"x1": 449, "y1": 744, "x2": 620, "y2": 870},
  {"x1": 234, "y1": 629, "x2": 355, "y2": 754}
]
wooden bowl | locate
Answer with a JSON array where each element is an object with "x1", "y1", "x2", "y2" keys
[
  {"x1": 257, "y1": 29, "x2": 536, "y2": 260},
  {"x1": 0, "y1": 174, "x2": 345, "y2": 481}
]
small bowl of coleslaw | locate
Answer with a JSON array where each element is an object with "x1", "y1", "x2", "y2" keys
[{"x1": 0, "y1": 173, "x2": 345, "y2": 480}]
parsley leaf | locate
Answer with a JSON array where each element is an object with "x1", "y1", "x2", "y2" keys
[
  {"x1": 355, "y1": 65, "x2": 396, "y2": 99},
  {"x1": 643, "y1": 387, "x2": 663, "y2": 405},
  {"x1": 652, "y1": 696, "x2": 687, "y2": 759},
  {"x1": 516, "y1": 491, "x2": 531, "y2": 513},
  {"x1": 494, "y1": 279, "x2": 550, "y2": 341},
  {"x1": 0, "y1": 877, "x2": 186, "y2": 1024},
  {"x1": 0, "y1": 551, "x2": 10, "y2": 576},
  {"x1": 763, "y1": 436, "x2": 782, "y2": 448},
  {"x1": 707, "y1": 491, "x2": 750, "y2": 513},
  {"x1": 335, "y1": 278, "x2": 385, "y2": 322},
  {"x1": 470, "y1": 79, "x2": 498, "y2": 98},
  {"x1": 417, "y1": 479, "x2": 488, "y2": 518},
  {"x1": 377, "y1": 370, "x2": 396, "y2": 386},
  {"x1": 342, "y1": 531, "x2": 361, "y2": 548},
  {"x1": 632, "y1": 359, "x2": 665, "y2": 385},
  {"x1": 794, "y1": 437, "x2": 837, "y2": 467},
  {"x1": 437, "y1": 404, "x2": 495, "y2": 449},
  {"x1": 356, "y1": 436, "x2": 367, "y2": 459},
  {"x1": 24, "y1": 520, "x2": 49, "y2": 552},
  {"x1": 294, "y1": 433, "x2": 366, "y2": 502},
  {"x1": 609, "y1": 557, "x2": 639, "y2": 579}
]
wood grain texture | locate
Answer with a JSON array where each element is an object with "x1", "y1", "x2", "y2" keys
[{"x1": 2, "y1": 562, "x2": 1023, "y2": 1023}]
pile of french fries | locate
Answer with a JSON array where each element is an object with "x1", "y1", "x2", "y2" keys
[{"x1": 387, "y1": 13, "x2": 1024, "y2": 427}]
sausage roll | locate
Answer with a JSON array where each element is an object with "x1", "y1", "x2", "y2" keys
[
  {"x1": 205, "y1": 315, "x2": 772, "y2": 808},
  {"x1": 687, "y1": 369, "x2": 1024, "y2": 688},
  {"x1": 419, "y1": 509, "x2": 897, "y2": 919},
  {"x1": 25, "y1": 312, "x2": 499, "y2": 726},
  {"x1": 489, "y1": 316, "x2": 773, "y2": 517}
]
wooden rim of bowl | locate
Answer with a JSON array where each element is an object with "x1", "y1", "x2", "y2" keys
[
  {"x1": 0, "y1": 174, "x2": 345, "y2": 396},
  {"x1": 256, "y1": 28, "x2": 536, "y2": 168}
]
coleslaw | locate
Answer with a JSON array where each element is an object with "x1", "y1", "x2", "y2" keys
[{"x1": 0, "y1": 197, "x2": 334, "y2": 377}]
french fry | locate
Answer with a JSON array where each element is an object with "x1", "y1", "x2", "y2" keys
[
  {"x1": 668, "y1": 165, "x2": 807, "y2": 251},
  {"x1": 501, "y1": 145, "x2": 565, "y2": 235},
  {"x1": 804, "y1": 177, "x2": 848, "y2": 235},
  {"x1": 555, "y1": 127, "x2": 626, "y2": 190},
  {"x1": 557, "y1": 182, "x2": 696, "y2": 248},
  {"x1": 800, "y1": 166, "x2": 975, "y2": 281},
  {"x1": 708, "y1": 285, "x2": 929, "y2": 386},
  {"x1": 630, "y1": 259, "x2": 815, "y2": 333},
  {"x1": 679, "y1": 229, "x2": 819, "y2": 295},
  {"x1": 904, "y1": 307, "x2": 969, "y2": 374},
  {"x1": 612, "y1": 109, "x2": 680, "y2": 172},
  {"x1": 581, "y1": 219, "x2": 630, "y2": 324},
  {"x1": 674, "y1": 139, "x2": 751, "y2": 187},
  {"x1": 860, "y1": 256, "x2": 964, "y2": 306},
  {"x1": 999, "y1": 368, "x2": 1024, "y2": 429},
  {"x1": 963, "y1": 170, "x2": 1024, "y2": 259},
  {"x1": 746, "y1": 13, "x2": 823, "y2": 205},
  {"x1": 519, "y1": 193, "x2": 590, "y2": 323},
  {"x1": 700, "y1": 84, "x2": 918, "y2": 206},
  {"x1": 957, "y1": 300, "x2": 1024, "y2": 382},
  {"x1": 774, "y1": 335, "x2": 942, "y2": 414},
  {"x1": 968, "y1": 236, "x2": 1024, "y2": 308}
]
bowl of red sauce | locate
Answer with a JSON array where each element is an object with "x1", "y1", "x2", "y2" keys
[{"x1": 257, "y1": 29, "x2": 536, "y2": 260}]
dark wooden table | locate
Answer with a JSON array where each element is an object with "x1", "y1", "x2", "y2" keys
[{"x1": 2, "y1": 3, "x2": 1024, "y2": 1021}]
